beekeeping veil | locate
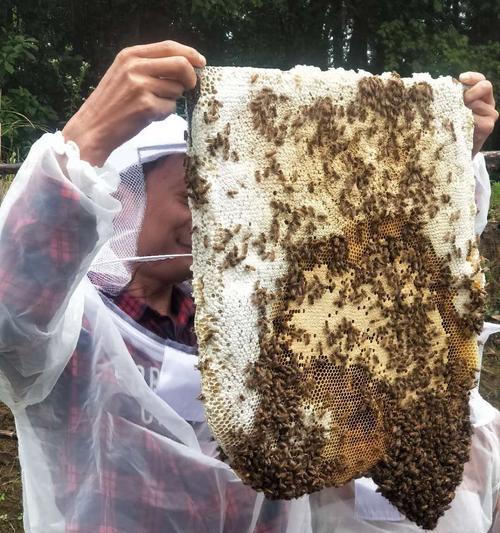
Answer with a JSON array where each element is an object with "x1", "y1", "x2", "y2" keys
[
  {"x1": 187, "y1": 66, "x2": 490, "y2": 530},
  {"x1": 88, "y1": 114, "x2": 189, "y2": 295}
]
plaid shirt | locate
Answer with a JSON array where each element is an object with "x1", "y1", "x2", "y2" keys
[
  {"x1": 112, "y1": 286, "x2": 197, "y2": 348},
  {"x1": 0, "y1": 150, "x2": 289, "y2": 532}
]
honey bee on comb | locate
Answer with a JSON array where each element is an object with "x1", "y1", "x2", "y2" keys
[{"x1": 186, "y1": 66, "x2": 481, "y2": 530}]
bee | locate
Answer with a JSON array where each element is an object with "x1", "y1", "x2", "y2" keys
[
  {"x1": 226, "y1": 189, "x2": 238, "y2": 198},
  {"x1": 252, "y1": 233, "x2": 267, "y2": 246},
  {"x1": 428, "y1": 204, "x2": 439, "y2": 219},
  {"x1": 291, "y1": 116, "x2": 305, "y2": 130},
  {"x1": 221, "y1": 228, "x2": 234, "y2": 245},
  {"x1": 270, "y1": 219, "x2": 280, "y2": 242},
  {"x1": 443, "y1": 231, "x2": 453, "y2": 243},
  {"x1": 452, "y1": 244, "x2": 463, "y2": 258},
  {"x1": 213, "y1": 243, "x2": 226, "y2": 252},
  {"x1": 250, "y1": 73, "x2": 259, "y2": 84},
  {"x1": 203, "y1": 235, "x2": 209, "y2": 248}
]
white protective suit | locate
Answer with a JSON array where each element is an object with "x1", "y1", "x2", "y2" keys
[{"x1": 0, "y1": 113, "x2": 498, "y2": 533}]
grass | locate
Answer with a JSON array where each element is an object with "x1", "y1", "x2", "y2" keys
[
  {"x1": 490, "y1": 180, "x2": 500, "y2": 221},
  {"x1": 482, "y1": 181, "x2": 500, "y2": 318},
  {"x1": 478, "y1": 178, "x2": 500, "y2": 407},
  {"x1": 0, "y1": 177, "x2": 14, "y2": 199}
]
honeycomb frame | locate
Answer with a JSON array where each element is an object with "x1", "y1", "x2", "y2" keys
[{"x1": 186, "y1": 66, "x2": 483, "y2": 530}]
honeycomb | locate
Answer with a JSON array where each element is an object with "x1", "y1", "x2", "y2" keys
[{"x1": 186, "y1": 66, "x2": 483, "y2": 530}]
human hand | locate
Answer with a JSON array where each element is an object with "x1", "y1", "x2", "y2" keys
[
  {"x1": 62, "y1": 40, "x2": 206, "y2": 166},
  {"x1": 460, "y1": 72, "x2": 498, "y2": 158}
]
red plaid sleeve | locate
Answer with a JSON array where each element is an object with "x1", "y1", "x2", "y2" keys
[
  {"x1": 5, "y1": 138, "x2": 290, "y2": 531},
  {"x1": 0, "y1": 142, "x2": 104, "y2": 402},
  {"x1": 0, "y1": 175, "x2": 98, "y2": 327}
]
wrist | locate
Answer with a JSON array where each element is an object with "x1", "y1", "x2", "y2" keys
[{"x1": 62, "y1": 110, "x2": 112, "y2": 167}]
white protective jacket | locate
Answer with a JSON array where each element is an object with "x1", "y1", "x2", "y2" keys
[{"x1": 0, "y1": 132, "x2": 498, "y2": 533}]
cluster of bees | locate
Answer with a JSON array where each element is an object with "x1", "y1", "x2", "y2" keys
[
  {"x1": 184, "y1": 155, "x2": 210, "y2": 206},
  {"x1": 228, "y1": 285, "x2": 341, "y2": 499},
  {"x1": 186, "y1": 69, "x2": 483, "y2": 526},
  {"x1": 370, "y1": 387, "x2": 473, "y2": 530},
  {"x1": 357, "y1": 76, "x2": 434, "y2": 130},
  {"x1": 203, "y1": 97, "x2": 222, "y2": 124},
  {"x1": 205, "y1": 122, "x2": 240, "y2": 162}
]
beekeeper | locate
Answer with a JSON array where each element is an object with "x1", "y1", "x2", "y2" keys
[{"x1": 0, "y1": 39, "x2": 498, "y2": 533}]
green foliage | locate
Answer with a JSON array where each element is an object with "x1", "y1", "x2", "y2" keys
[
  {"x1": 0, "y1": 0, "x2": 498, "y2": 161},
  {"x1": 378, "y1": 21, "x2": 465, "y2": 73},
  {"x1": 48, "y1": 45, "x2": 90, "y2": 116},
  {"x1": 0, "y1": 28, "x2": 57, "y2": 161},
  {"x1": 0, "y1": 23, "x2": 91, "y2": 161},
  {"x1": 0, "y1": 88, "x2": 57, "y2": 161},
  {"x1": 378, "y1": 20, "x2": 500, "y2": 92},
  {"x1": 483, "y1": 181, "x2": 500, "y2": 317},
  {"x1": 0, "y1": 30, "x2": 37, "y2": 84},
  {"x1": 490, "y1": 181, "x2": 500, "y2": 221}
]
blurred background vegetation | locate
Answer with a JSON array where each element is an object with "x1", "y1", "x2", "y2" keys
[
  {"x1": 0, "y1": 0, "x2": 499, "y2": 164},
  {"x1": 0, "y1": 1, "x2": 499, "y2": 530}
]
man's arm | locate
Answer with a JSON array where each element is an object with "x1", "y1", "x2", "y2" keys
[
  {"x1": 0, "y1": 132, "x2": 118, "y2": 408},
  {"x1": 63, "y1": 40, "x2": 205, "y2": 165},
  {"x1": 0, "y1": 40, "x2": 204, "y2": 408}
]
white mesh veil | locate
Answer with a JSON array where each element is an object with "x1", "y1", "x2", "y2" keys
[{"x1": 88, "y1": 114, "x2": 189, "y2": 295}]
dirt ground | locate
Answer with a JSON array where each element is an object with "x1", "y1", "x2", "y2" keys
[{"x1": 0, "y1": 403, "x2": 22, "y2": 532}]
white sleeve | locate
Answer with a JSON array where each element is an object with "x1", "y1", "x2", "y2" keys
[
  {"x1": 473, "y1": 153, "x2": 491, "y2": 236},
  {"x1": 0, "y1": 132, "x2": 121, "y2": 409},
  {"x1": 491, "y1": 483, "x2": 500, "y2": 533}
]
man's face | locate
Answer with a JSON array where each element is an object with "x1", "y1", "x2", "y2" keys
[{"x1": 135, "y1": 153, "x2": 193, "y2": 284}]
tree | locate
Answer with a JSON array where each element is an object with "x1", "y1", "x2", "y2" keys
[
  {"x1": 0, "y1": 0, "x2": 498, "y2": 161},
  {"x1": 0, "y1": 28, "x2": 56, "y2": 161}
]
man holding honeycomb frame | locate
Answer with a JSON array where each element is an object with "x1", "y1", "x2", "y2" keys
[{"x1": 0, "y1": 39, "x2": 498, "y2": 532}]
